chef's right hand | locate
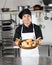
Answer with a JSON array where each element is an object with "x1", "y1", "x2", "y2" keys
[{"x1": 15, "y1": 38, "x2": 20, "y2": 46}]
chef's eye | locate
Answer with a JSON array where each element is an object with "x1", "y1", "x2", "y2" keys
[{"x1": 23, "y1": 16, "x2": 26, "y2": 18}]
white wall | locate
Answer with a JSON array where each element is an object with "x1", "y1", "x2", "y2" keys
[
  {"x1": 42, "y1": 18, "x2": 52, "y2": 43},
  {"x1": 32, "y1": 12, "x2": 52, "y2": 43},
  {"x1": 41, "y1": 13, "x2": 52, "y2": 43},
  {"x1": 0, "y1": 0, "x2": 44, "y2": 10},
  {"x1": 0, "y1": 0, "x2": 17, "y2": 10}
]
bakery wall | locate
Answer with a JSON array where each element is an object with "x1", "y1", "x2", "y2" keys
[
  {"x1": 32, "y1": 12, "x2": 52, "y2": 43},
  {"x1": 0, "y1": 0, "x2": 44, "y2": 11}
]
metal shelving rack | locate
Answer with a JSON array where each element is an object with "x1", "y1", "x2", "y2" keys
[{"x1": 1, "y1": 13, "x2": 16, "y2": 57}]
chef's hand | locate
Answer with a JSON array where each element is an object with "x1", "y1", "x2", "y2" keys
[
  {"x1": 15, "y1": 38, "x2": 21, "y2": 46},
  {"x1": 36, "y1": 37, "x2": 42, "y2": 45}
]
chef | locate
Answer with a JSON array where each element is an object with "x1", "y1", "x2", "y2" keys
[{"x1": 13, "y1": 9, "x2": 43, "y2": 57}]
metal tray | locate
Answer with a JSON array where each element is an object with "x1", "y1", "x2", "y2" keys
[
  {"x1": 20, "y1": 45, "x2": 37, "y2": 49},
  {"x1": 19, "y1": 39, "x2": 37, "y2": 49}
]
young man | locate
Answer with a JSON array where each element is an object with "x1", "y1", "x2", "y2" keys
[{"x1": 13, "y1": 9, "x2": 43, "y2": 57}]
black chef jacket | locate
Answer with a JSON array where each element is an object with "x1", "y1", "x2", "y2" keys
[{"x1": 13, "y1": 23, "x2": 43, "y2": 41}]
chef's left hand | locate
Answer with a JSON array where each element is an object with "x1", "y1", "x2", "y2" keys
[{"x1": 36, "y1": 37, "x2": 42, "y2": 45}]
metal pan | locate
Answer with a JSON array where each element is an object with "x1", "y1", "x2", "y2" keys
[{"x1": 33, "y1": 5, "x2": 43, "y2": 10}]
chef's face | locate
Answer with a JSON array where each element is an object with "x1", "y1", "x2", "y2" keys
[{"x1": 22, "y1": 14, "x2": 31, "y2": 24}]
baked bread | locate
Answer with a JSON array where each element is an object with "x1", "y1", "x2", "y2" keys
[
  {"x1": 21, "y1": 39, "x2": 37, "y2": 47},
  {"x1": 32, "y1": 41, "x2": 36, "y2": 46},
  {"x1": 21, "y1": 41, "x2": 31, "y2": 47}
]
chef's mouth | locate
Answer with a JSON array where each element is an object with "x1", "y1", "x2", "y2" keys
[{"x1": 24, "y1": 22, "x2": 31, "y2": 27}]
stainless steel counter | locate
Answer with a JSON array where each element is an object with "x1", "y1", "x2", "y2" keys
[
  {"x1": 1, "y1": 56, "x2": 52, "y2": 65},
  {"x1": 4, "y1": 44, "x2": 50, "y2": 57},
  {"x1": 0, "y1": 46, "x2": 52, "y2": 65}
]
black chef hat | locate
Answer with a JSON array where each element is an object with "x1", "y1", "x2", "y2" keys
[{"x1": 18, "y1": 9, "x2": 31, "y2": 19}]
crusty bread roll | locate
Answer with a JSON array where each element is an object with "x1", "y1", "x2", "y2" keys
[
  {"x1": 21, "y1": 40, "x2": 32, "y2": 47},
  {"x1": 26, "y1": 39, "x2": 32, "y2": 42},
  {"x1": 21, "y1": 41, "x2": 27, "y2": 47},
  {"x1": 32, "y1": 41, "x2": 36, "y2": 46},
  {"x1": 21, "y1": 39, "x2": 37, "y2": 47}
]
